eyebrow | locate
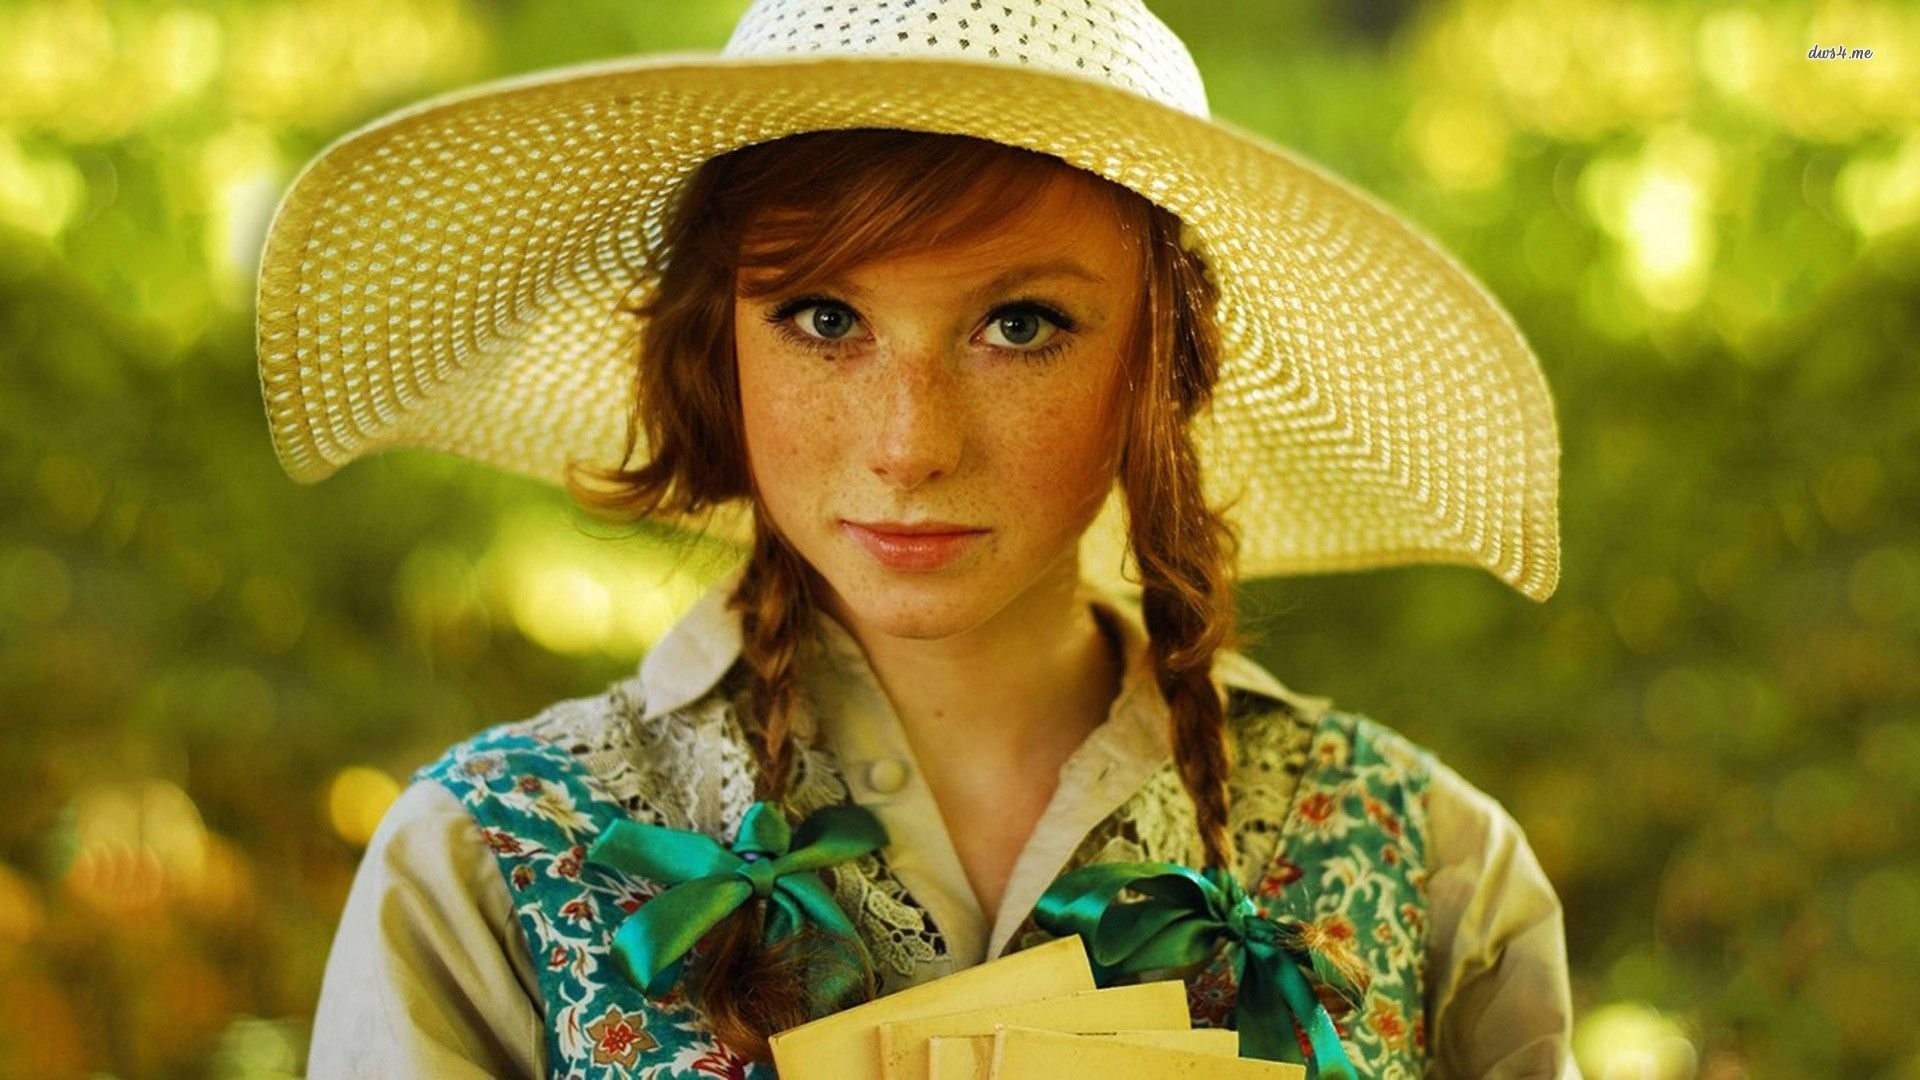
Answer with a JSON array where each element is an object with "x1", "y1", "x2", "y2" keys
[
  {"x1": 969, "y1": 259, "x2": 1110, "y2": 298},
  {"x1": 793, "y1": 258, "x2": 1110, "y2": 304}
]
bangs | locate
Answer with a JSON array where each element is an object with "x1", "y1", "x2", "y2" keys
[{"x1": 706, "y1": 130, "x2": 1137, "y2": 297}]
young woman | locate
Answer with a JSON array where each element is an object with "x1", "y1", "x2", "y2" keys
[{"x1": 263, "y1": 2, "x2": 1575, "y2": 1077}]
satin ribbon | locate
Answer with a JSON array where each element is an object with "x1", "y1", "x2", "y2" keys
[
  {"x1": 1034, "y1": 861, "x2": 1360, "y2": 1080},
  {"x1": 584, "y1": 802, "x2": 886, "y2": 1001}
]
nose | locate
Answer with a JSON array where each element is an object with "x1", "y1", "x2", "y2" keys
[{"x1": 867, "y1": 348, "x2": 964, "y2": 490}]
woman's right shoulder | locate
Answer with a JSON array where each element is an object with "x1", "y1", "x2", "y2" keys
[
  {"x1": 413, "y1": 680, "x2": 642, "y2": 779},
  {"x1": 411, "y1": 664, "x2": 761, "y2": 833}
]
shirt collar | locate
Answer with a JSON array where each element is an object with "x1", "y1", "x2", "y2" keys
[
  {"x1": 636, "y1": 563, "x2": 751, "y2": 723},
  {"x1": 637, "y1": 565, "x2": 1331, "y2": 727}
]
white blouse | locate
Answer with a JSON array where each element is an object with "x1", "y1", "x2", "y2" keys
[{"x1": 309, "y1": 571, "x2": 1581, "y2": 1078}]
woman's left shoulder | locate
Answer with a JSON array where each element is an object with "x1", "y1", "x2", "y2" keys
[{"x1": 1214, "y1": 648, "x2": 1439, "y2": 779}]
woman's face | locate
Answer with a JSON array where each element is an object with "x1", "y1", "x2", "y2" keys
[{"x1": 733, "y1": 169, "x2": 1143, "y2": 642}]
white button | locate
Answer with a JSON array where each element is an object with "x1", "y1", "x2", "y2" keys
[{"x1": 866, "y1": 759, "x2": 909, "y2": 794}]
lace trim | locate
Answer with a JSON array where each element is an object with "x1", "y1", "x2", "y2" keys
[
  {"x1": 522, "y1": 668, "x2": 1319, "y2": 989},
  {"x1": 1225, "y1": 688, "x2": 1320, "y2": 884},
  {"x1": 1002, "y1": 692, "x2": 1320, "y2": 954},
  {"x1": 1060, "y1": 693, "x2": 1317, "y2": 877},
  {"x1": 521, "y1": 667, "x2": 950, "y2": 989}
]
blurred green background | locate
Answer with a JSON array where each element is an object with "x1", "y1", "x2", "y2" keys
[{"x1": 3, "y1": 0, "x2": 1916, "y2": 1075}]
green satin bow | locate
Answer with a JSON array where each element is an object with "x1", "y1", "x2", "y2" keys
[
  {"x1": 584, "y1": 802, "x2": 886, "y2": 1001},
  {"x1": 1034, "y1": 861, "x2": 1360, "y2": 1080}
]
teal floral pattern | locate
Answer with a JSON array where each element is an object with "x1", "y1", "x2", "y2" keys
[
  {"x1": 421, "y1": 731, "x2": 767, "y2": 1079},
  {"x1": 1222, "y1": 710, "x2": 1435, "y2": 1077},
  {"x1": 421, "y1": 696, "x2": 1432, "y2": 1078}
]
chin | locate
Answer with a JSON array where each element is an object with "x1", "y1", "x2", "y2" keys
[{"x1": 821, "y1": 560, "x2": 1006, "y2": 642}]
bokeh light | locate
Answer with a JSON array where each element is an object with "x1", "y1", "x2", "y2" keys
[
  {"x1": 3, "y1": 0, "x2": 1917, "y2": 1074},
  {"x1": 484, "y1": 508, "x2": 721, "y2": 658},
  {"x1": 57, "y1": 779, "x2": 209, "y2": 916},
  {"x1": 0, "y1": 862, "x2": 46, "y2": 947},
  {"x1": 326, "y1": 766, "x2": 401, "y2": 848},
  {"x1": 1574, "y1": 1002, "x2": 1698, "y2": 1079}
]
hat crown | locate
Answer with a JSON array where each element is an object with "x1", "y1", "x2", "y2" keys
[{"x1": 722, "y1": 0, "x2": 1209, "y2": 118}]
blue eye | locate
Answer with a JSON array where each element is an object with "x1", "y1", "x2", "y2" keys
[
  {"x1": 981, "y1": 305, "x2": 1066, "y2": 351},
  {"x1": 793, "y1": 302, "x2": 859, "y2": 340}
]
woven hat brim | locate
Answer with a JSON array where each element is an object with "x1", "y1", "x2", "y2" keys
[{"x1": 255, "y1": 53, "x2": 1560, "y2": 601}]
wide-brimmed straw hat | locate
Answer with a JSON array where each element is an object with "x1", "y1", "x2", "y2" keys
[{"x1": 254, "y1": 0, "x2": 1561, "y2": 602}]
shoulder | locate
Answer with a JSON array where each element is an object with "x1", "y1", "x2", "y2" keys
[
  {"x1": 1422, "y1": 755, "x2": 1556, "y2": 903},
  {"x1": 1217, "y1": 655, "x2": 1546, "y2": 890},
  {"x1": 414, "y1": 664, "x2": 761, "y2": 835},
  {"x1": 360, "y1": 778, "x2": 508, "y2": 893},
  {"x1": 1212, "y1": 647, "x2": 1332, "y2": 728},
  {"x1": 415, "y1": 678, "x2": 649, "y2": 779},
  {"x1": 1417, "y1": 763, "x2": 1576, "y2": 1074},
  {"x1": 1213, "y1": 648, "x2": 1436, "y2": 783},
  {"x1": 313, "y1": 777, "x2": 544, "y2": 1076}
]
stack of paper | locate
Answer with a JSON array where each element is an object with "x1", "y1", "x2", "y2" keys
[
  {"x1": 768, "y1": 935, "x2": 1306, "y2": 1079},
  {"x1": 928, "y1": 1027, "x2": 1241, "y2": 1080}
]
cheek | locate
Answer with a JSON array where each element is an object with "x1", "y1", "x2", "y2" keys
[
  {"x1": 990, "y1": 371, "x2": 1124, "y2": 517},
  {"x1": 736, "y1": 342, "x2": 815, "y2": 495},
  {"x1": 736, "y1": 335, "x2": 856, "y2": 527}
]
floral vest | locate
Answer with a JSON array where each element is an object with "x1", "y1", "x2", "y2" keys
[{"x1": 417, "y1": 676, "x2": 1436, "y2": 1079}]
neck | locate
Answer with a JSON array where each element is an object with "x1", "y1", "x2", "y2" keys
[
  {"x1": 822, "y1": 554, "x2": 1125, "y2": 772},
  {"x1": 813, "y1": 553, "x2": 1128, "y2": 922}
]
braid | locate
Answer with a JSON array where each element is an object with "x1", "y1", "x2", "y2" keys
[
  {"x1": 1122, "y1": 205, "x2": 1242, "y2": 872},
  {"x1": 729, "y1": 516, "x2": 817, "y2": 803},
  {"x1": 1132, "y1": 459, "x2": 1240, "y2": 872},
  {"x1": 681, "y1": 518, "x2": 874, "y2": 1063}
]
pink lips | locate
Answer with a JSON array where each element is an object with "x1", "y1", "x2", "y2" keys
[{"x1": 842, "y1": 521, "x2": 988, "y2": 572}]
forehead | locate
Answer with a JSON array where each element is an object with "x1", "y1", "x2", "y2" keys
[
  {"x1": 730, "y1": 141, "x2": 1146, "y2": 297},
  {"x1": 853, "y1": 173, "x2": 1138, "y2": 279}
]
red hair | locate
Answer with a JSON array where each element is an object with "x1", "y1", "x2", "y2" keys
[{"x1": 566, "y1": 129, "x2": 1239, "y2": 1061}]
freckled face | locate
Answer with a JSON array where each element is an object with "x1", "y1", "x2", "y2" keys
[{"x1": 733, "y1": 170, "x2": 1143, "y2": 641}]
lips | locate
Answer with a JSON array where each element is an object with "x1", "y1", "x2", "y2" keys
[
  {"x1": 850, "y1": 520, "x2": 985, "y2": 536},
  {"x1": 841, "y1": 520, "x2": 988, "y2": 572}
]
